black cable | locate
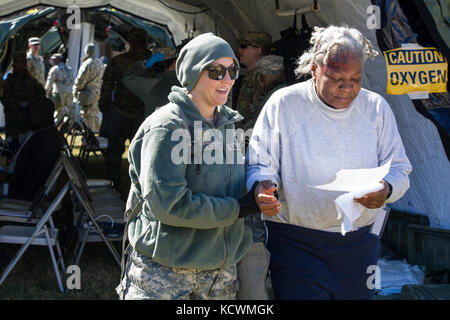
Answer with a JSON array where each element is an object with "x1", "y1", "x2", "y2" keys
[{"x1": 158, "y1": 0, "x2": 211, "y2": 15}]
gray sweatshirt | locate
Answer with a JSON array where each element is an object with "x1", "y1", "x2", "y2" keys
[{"x1": 246, "y1": 79, "x2": 412, "y2": 232}]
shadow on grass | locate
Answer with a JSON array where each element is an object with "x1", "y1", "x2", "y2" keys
[{"x1": 0, "y1": 243, "x2": 120, "y2": 299}]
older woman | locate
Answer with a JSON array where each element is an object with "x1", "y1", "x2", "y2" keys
[
  {"x1": 118, "y1": 33, "x2": 260, "y2": 300},
  {"x1": 246, "y1": 25, "x2": 412, "y2": 299}
]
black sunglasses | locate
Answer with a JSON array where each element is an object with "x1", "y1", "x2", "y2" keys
[
  {"x1": 203, "y1": 64, "x2": 240, "y2": 80},
  {"x1": 239, "y1": 42, "x2": 261, "y2": 49}
]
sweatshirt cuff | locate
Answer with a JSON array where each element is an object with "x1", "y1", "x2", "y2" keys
[{"x1": 246, "y1": 174, "x2": 279, "y2": 192}]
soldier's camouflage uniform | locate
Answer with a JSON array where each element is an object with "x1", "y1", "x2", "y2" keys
[
  {"x1": 1, "y1": 70, "x2": 46, "y2": 140},
  {"x1": 27, "y1": 51, "x2": 45, "y2": 87},
  {"x1": 119, "y1": 249, "x2": 238, "y2": 300},
  {"x1": 73, "y1": 57, "x2": 104, "y2": 132},
  {"x1": 45, "y1": 62, "x2": 75, "y2": 114},
  {"x1": 98, "y1": 50, "x2": 149, "y2": 185},
  {"x1": 235, "y1": 68, "x2": 267, "y2": 132}
]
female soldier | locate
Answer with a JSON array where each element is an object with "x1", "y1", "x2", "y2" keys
[{"x1": 118, "y1": 33, "x2": 262, "y2": 300}]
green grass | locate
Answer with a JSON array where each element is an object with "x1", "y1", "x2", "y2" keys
[{"x1": 0, "y1": 135, "x2": 131, "y2": 299}]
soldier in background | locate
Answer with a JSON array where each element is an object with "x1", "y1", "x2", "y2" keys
[
  {"x1": 235, "y1": 32, "x2": 272, "y2": 132},
  {"x1": 45, "y1": 53, "x2": 75, "y2": 115},
  {"x1": 99, "y1": 27, "x2": 150, "y2": 187},
  {"x1": 73, "y1": 43, "x2": 104, "y2": 132},
  {"x1": 253, "y1": 55, "x2": 286, "y2": 107},
  {"x1": 1, "y1": 52, "x2": 46, "y2": 154},
  {"x1": 26, "y1": 37, "x2": 45, "y2": 87}
]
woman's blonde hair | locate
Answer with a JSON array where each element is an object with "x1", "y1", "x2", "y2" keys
[{"x1": 295, "y1": 25, "x2": 379, "y2": 77}]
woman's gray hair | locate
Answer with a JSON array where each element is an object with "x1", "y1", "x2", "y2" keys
[{"x1": 295, "y1": 25, "x2": 379, "y2": 77}]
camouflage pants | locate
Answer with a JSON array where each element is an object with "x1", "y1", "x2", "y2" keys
[
  {"x1": 81, "y1": 102, "x2": 101, "y2": 132},
  {"x1": 118, "y1": 249, "x2": 238, "y2": 300},
  {"x1": 58, "y1": 93, "x2": 74, "y2": 115}
]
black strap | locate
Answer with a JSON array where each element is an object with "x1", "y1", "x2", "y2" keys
[
  {"x1": 118, "y1": 198, "x2": 143, "y2": 299},
  {"x1": 301, "y1": 14, "x2": 309, "y2": 32},
  {"x1": 293, "y1": 9, "x2": 299, "y2": 32}
]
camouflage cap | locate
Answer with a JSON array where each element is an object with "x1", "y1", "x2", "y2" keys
[
  {"x1": 128, "y1": 27, "x2": 148, "y2": 44},
  {"x1": 28, "y1": 37, "x2": 40, "y2": 45},
  {"x1": 154, "y1": 47, "x2": 177, "y2": 60},
  {"x1": 13, "y1": 51, "x2": 27, "y2": 62},
  {"x1": 255, "y1": 55, "x2": 284, "y2": 75},
  {"x1": 241, "y1": 32, "x2": 272, "y2": 50}
]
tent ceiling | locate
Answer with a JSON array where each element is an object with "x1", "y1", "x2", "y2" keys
[{"x1": 0, "y1": 0, "x2": 366, "y2": 46}]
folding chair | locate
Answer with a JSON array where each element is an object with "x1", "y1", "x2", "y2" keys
[
  {"x1": 56, "y1": 106, "x2": 86, "y2": 153},
  {"x1": 0, "y1": 155, "x2": 68, "y2": 292},
  {"x1": 78, "y1": 118, "x2": 108, "y2": 163},
  {"x1": 0, "y1": 155, "x2": 64, "y2": 224},
  {"x1": 61, "y1": 151, "x2": 122, "y2": 268}
]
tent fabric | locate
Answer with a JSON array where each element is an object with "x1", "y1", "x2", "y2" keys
[
  {"x1": 95, "y1": 8, "x2": 173, "y2": 48},
  {"x1": 0, "y1": 0, "x2": 448, "y2": 228},
  {"x1": 39, "y1": 26, "x2": 63, "y2": 55},
  {"x1": 0, "y1": 7, "x2": 55, "y2": 47}
]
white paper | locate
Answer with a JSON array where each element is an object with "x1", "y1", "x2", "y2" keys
[
  {"x1": 313, "y1": 158, "x2": 392, "y2": 235},
  {"x1": 313, "y1": 158, "x2": 392, "y2": 192}
]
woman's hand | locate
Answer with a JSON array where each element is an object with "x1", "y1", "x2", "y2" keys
[
  {"x1": 254, "y1": 180, "x2": 281, "y2": 216},
  {"x1": 353, "y1": 180, "x2": 391, "y2": 209}
]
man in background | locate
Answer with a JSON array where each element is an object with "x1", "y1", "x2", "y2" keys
[
  {"x1": 45, "y1": 53, "x2": 74, "y2": 115},
  {"x1": 99, "y1": 28, "x2": 150, "y2": 187},
  {"x1": 1, "y1": 52, "x2": 46, "y2": 154},
  {"x1": 73, "y1": 43, "x2": 104, "y2": 132},
  {"x1": 235, "y1": 31, "x2": 272, "y2": 131},
  {"x1": 26, "y1": 37, "x2": 45, "y2": 87}
]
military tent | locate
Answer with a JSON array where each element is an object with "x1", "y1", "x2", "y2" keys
[{"x1": 0, "y1": 0, "x2": 448, "y2": 229}]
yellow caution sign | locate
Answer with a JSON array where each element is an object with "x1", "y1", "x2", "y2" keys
[{"x1": 384, "y1": 47, "x2": 447, "y2": 95}]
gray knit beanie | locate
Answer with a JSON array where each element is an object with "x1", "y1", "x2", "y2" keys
[{"x1": 176, "y1": 33, "x2": 239, "y2": 91}]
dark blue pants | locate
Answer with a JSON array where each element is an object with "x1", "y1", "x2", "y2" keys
[{"x1": 265, "y1": 221, "x2": 381, "y2": 300}]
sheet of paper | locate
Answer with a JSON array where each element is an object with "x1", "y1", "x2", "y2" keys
[{"x1": 313, "y1": 158, "x2": 392, "y2": 192}]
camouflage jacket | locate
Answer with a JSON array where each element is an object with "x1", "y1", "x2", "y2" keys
[
  {"x1": 98, "y1": 51, "x2": 149, "y2": 122},
  {"x1": 234, "y1": 68, "x2": 268, "y2": 131},
  {"x1": 27, "y1": 52, "x2": 45, "y2": 87},
  {"x1": 73, "y1": 57, "x2": 104, "y2": 106},
  {"x1": 1, "y1": 71, "x2": 45, "y2": 137},
  {"x1": 45, "y1": 62, "x2": 74, "y2": 95}
]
